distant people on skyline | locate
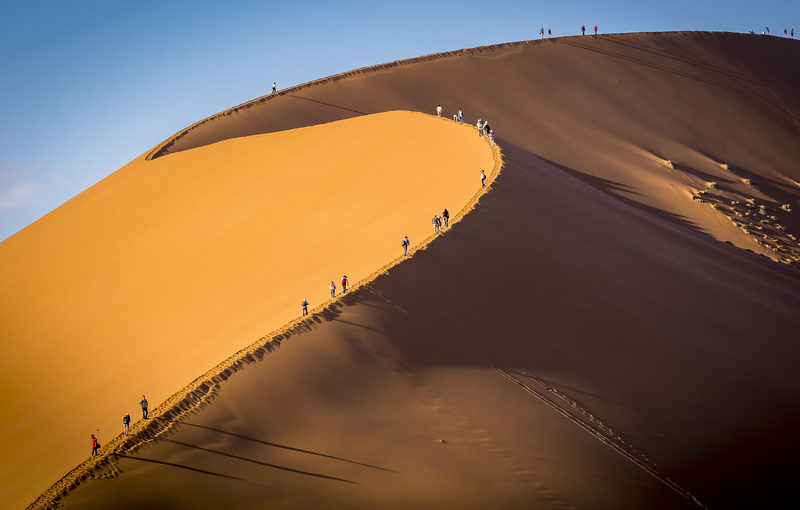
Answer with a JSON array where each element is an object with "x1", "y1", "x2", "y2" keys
[
  {"x1": 489, "y1": 130, "x2": 495, "y2": 146},
  {"x1": 329, "y1": 281, "x2": 336, "y2": 298},
  {"x1": 401, "y1": 236, "x2": 410, "y2": 256},
  {"x1": 792, "y1": 28, "x2": 795, "y2": 37},
  {"x1": 436, "y1": 104, "x2": 443, "y2": 117},
  {"x1": 766, "y1": 26, "x2": 770, "y2": 35},
  {"x1": 548, "y1": 28, "x2": 552, "y2": 38},
  {"x1": 483, "y1": 120, "x2": 491, "y2": 136},
  {"x1": 139, "y1": 395, "x2": 149, "y2": 419},
  {"x1": 477, "y1": 118, "x2": 484, "y2": 136},
  {"x1": 272, "y1": 82, "x2": 276, "y2": 93},
  {"x1": 540, "y1": 27, "x2": 544, "y2": 39},
  {"x1": 594, "y1": 24, "x2": 598, "y2": 35},
  {"x1": 91, "y1": 434, "x2": 99, "y2": 457},
  {"x1": 581, "y1": 25, "x2": 585, "y2": 35},
  {"x1": 784, "y1": 28, "x2": 788, "y2": 36},
  {"x1": 442, "y1": 208, "x2": 450, "y2": 228},
  {"x1": 433, "y1": 214, "x2": 441, "y2": 233},
  {"x1": 481, "y1": 169, "x2": 487, "y2": 187},
  {"x1": 341, "y1": 275, "x2": 348, "y2": 293},
  {"x1": 302, "y1": 298, "x2": 309, "y2": 316},
  {"x1": 123, "y1": 413, "x2": 130, "y2": 436},
  {"x1": 458, "y1": 107, "x2": 463, "y2": 123}
]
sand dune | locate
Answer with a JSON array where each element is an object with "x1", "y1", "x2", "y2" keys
[
  {"x1": 0, "y1": 111, "x2": 495, "y2": 509},
  {"x1": 20, "y1": 31, "x2": 800, "y2": 509}
]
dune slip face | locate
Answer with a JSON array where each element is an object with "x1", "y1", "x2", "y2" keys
[
  {"x1": 1, "y1": 111, "x2": 499, "y2": 510},
  {"x1": 22, "y1": 30, "x2": 800, "y2": 510}
]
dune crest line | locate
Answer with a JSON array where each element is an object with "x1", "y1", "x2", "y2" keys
[{"x1": 27, "y1": 116, "x2": 503, "y2": 510}]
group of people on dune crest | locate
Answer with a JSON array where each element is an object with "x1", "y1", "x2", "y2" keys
[{"x1": 89, "y1": 394, "x2": 149, "y2": 456}]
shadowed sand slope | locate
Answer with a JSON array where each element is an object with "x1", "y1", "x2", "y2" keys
[
  {"x1": 0, "y1": 111, "x2": 494, "y2": 509},
  {"x1": 31, "y1": 31, "x2": 800, "y2": 509}
]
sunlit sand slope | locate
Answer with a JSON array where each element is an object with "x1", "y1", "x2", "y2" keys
[{"x1": 0, "y1": 111, "x2": 494, "y2": 509}]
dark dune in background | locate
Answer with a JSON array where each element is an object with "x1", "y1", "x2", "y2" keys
[{"x1": 60, "y1": 31, "x2": 800, "y2": 509}]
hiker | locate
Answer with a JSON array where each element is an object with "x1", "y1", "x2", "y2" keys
[
  {"x1": 302, "y1": 298, "x2": 309, "y2": 316},
  {"x1": 436, "y1": 104, "x2": 442, "y2": 117},
  {"x1": 91, "y1": 434, "x2": 99, "y2": 457},
  {"x1": 766, "y1": 27, "x2": 770, "y2": 35},
  {"x1": 481, "y1": 169, "x2": 487, "y2": 187},
  {"x1": 457, "y1": 107, "x2": 463, "y2": 123},
  {"x1": 341, "y1": 275, "x2": 348, "y2": 293},
  {"x1": 548, "y1": 28, "x2": 552, "y2": 38},
  {"x1": 483, "y1": 121, "x2": 491, "y2": 136},
  {"x1": 442, "y1": 208, "x2": 450, "y2": 228},
  {"x1": 272, "y1": 82, "x2": 276, "y2": 93},
  {"x1": 792, "y1": 28, "x2": 795, "y2": 38},
  {"x1": 581, "y1": 25, "x2": 585, "y2": 35},
  {"x1": 139, "y1": 395, "x2": 148, "y2": 419},
  {"x1": 123, "y1": 413, "x2": 131, "y2": 436},
  {"x1": 594, "y1": 24, "x2": 598, "y2": 35},
  {"x1": 489, "y1": 130, "x2": 496, "y2": 146},
  {"x1": 453, "y1": 113, "x2": 458, "y2": 121},
  {"x1": 433, "y1": 214, "x2": 440, "y2": 233},
  {"x1": 477, "y1": 118, "x2": 483, "y2": 136},
  {"x1": 329, "y1": 281, "x2": 336, "y2": 298},
  {"x1": 784, "y1": 28, "x2": 788, "y2": 36},
  {"x1": 401, "y1": 236, "x2": 410, "y2": 256},
  {"x1": 540, "y1": 27, "x2": 544, "y2": 39}
]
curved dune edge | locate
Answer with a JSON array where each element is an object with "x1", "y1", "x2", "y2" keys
[
  {"x1": 27, "y1": 120, "x2": 503, "y2": 510},
  {"x1": 144, "y1": 30, "x2": 708, "y2": 160}
]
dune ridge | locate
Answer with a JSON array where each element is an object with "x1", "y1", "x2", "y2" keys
[
  {"x1": 20, "y1": 31, "x2": 800, "y2": 509},
  {"x1": 23, "y1": 116, "x2": 502, "y2": 510}
]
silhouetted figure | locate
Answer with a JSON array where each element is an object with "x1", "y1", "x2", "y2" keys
[
  {"x1": 401, "y1": 236, "x2": 410, "y2": 256},
  {"x1": 139, "y1": 395, "x2": 148, "y2": 419},
  {"x1": 341, "y1": 275, "x2": 348, "y2": 293},
  {"x1": 489, "y1": 130, "x2": 495, "y2": 146},
  {"x1": 581, "y1": 25, "x2": 585, "y2": 35},
  {"x1": 442, "y1": 208, "x2": 450, "y2": 228},
  {"x1": 302, "y1": 298, "x2": 308, "y2": 316},
  {"x1": 91, "y1": 434, "x2": 99, "y2": 457},
  {"x1": 457, "y1": 107, "x2": 463, "y2": 123},
  {"x1": 594, "y1": 24, "x2": 598, "y2": 35},
  {"x1": 329, "y1": 281, "x2": 336, "y2": 298},
  {"x1": 785, "y1": 28, "x2": 788, "y2": 36},
  {"x1": 272, "y1": 82, "x2": 276, "y2": 93},
  {"x1": 433, "y1": 214, "x2": 440, "y2": 234},
  {"x1": 548, "y1": 28, "x2": 552, "y2": 38},
  {"x1": 436, "y1": 104, "x2": 442, "y2": 117},
  {"x1": 481, "y1": 169, "x2": 487, "y2": 187},
  {"x1": 792, "y1": 28, "x2": 795, "y2": 38},
  {"x1": 477, "y1": 118, "x2": 484, "y2": 136},
  {"x1": 540, "y1": 27, "x2": 544, "y2": 39},
  {"x1": 483, "y1": 121, "x2": 491, "y2": 136},
  {"x1": 766, "y1": 26, "x2": 770, "y2": 35},
  {"x1": 123, "y1": 413, "x2": 130, "y2": 436}
]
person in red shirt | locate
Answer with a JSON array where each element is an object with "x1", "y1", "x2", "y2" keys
[
  {"x1": 594, "y1": 25, "x2": 598, "y2": 35},
  {"x1": 91, "y1": 434, "x2": 99, "y2": 457},
  {"x1": 341, "y1": 275, "x2": 348, "y2": 293}
]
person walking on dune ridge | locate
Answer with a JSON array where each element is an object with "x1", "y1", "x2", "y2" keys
[
  {"x1": 458, "y1": 107, "x2": 463, "y2": 123},
  {"x1": 401, "y1": 236, "x2": 410, "y2": 256},
  {"x1": 594, "y1": 24, "x2": 598, "y2": 35},
  {"x1": 341, "y1": 275, "x2": 348, "y2": 293},
  {"x1": 123, "y1": 413, "x2": 130, "y2": 436},
  {"x1": 436, "y1": 104, "x2": 442, "y2": 117},
  {"x1": 489, "y1": 129, "x2": 496, "y2": 146},
  {"x1": 581, "y1": 25, "x2": 585, "y2": 35},
  {"x1": 477, "y1": 118, "x2": 484, "y2": 136},
  {"x1": 481, "y1": 169, "x2": 487, "y2": 187},
  {"x1": 548, "y1": 28, "x2": 552, "y2": 38},
  {"x1": 433, "y1": 214, "x2": 441, "y2": 234},
  {"x1": 442, "y1": 208, "x2": 450, "y2": 228},
  {"x1": 302, "y1": 298, "x2": 309, "y2": 316},
  {"x1": 139, "y1": 395, "x2": 148, "y2": 419},
  {"x1": 330, "y1": 281, "x2": 336, "y2": 299},
  {"x1": 540, "y1": 27, "x2": 544, "y2": 39},
  {"x1": 90, "y1": 434, "x2": 99, "y2": 457},
  {"x1": 272, "y1": 82, "x2": 276, "y2": 93}
]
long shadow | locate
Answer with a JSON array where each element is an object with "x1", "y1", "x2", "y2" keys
[
  {"x1": 178, "y1": 422, "x2": 393, "y2": 472},
  {"x1": 286, "y1": 94, "x2": 370, "y2": 116},
  {"x1": 557, "y1": 39, "x2": 800, "y2": 122},
  {"x1": 162, "y1": 438, "x2": 358, "y2": 484},
  {"x1": 113, "y1": 453, "x2": 270, "y2": 489}
]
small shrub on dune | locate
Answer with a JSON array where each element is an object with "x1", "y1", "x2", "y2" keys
[
  {"x1": 707, "y1": 181, "x2": 719, "y2": 189},
  {"x1": 663, "y1": 159, "x2": 674, "y2": 169},
  {"x1": 781, "y1": 203, "x2": 793, "y2": 212},
  {"x1": 720, "y1": 163, "x2": 729, "y2": 170}
]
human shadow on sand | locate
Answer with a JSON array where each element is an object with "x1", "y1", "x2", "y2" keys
[
  {"x1": 177, "y1": 422, "x2": 395, "y2": 472},
  {"x1": 161, "y1": 438, "x2": 359, "y2": 484},
  {"x1": 113, "y1": 453, "x2": 270, "y2": 489}
]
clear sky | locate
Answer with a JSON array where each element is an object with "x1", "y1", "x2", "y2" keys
[{"x1": 1, "y1": 0, "x2": 798, "y2": 240}]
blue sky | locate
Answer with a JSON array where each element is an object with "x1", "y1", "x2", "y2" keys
[{"x1": 1, "y1": 0, "x2": 798, "y2": 240}]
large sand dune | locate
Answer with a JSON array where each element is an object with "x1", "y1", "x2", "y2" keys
[
  {"x1": 17, "y1": 31, "x2": 800, "y2": 509},
  {"x1": 0, "y1": 112, "x2": 495, "y2": 509}
]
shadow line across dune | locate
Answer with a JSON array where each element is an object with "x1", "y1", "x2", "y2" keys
[{"x1": 177, "y1": 422, "x2": 394, "y2": 472}]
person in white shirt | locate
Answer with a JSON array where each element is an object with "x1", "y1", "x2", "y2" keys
[{"x1": 436, "y1": 104, "x2": 442, "y2": 117}]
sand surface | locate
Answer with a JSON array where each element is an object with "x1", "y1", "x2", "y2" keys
[
  {"x1": 16, "y1": 31, "x2": 800, "y2": 509},
  {"x1": 0, "y1": 111, "x2": 494, "y2": 509}
]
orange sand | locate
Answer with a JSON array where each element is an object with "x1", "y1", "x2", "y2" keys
[{"x1": 0, "y1": 111, "x2": 494, "y2": 508}]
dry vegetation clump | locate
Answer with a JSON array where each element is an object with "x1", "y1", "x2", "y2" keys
[
  {"x1": 720, "y1": 163, "x2": 729, "y2": 170},
  {"x1": 663, "y1": 159, "x2": 674, "y2": 169},
  {"x1": 781, "y1": 203, "x2": 793, "y2": 212},
  {"x1": 707, "y1": 181, "x2": 719, "y2": 189},
  {"x1": 744, "y1": 178, "x2": 756, "y2": 186}
]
